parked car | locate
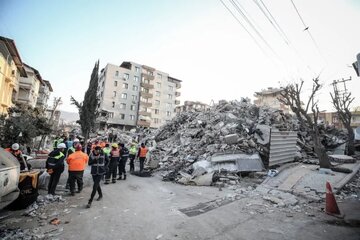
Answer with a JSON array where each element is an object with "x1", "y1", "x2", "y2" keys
[{"x1": 0, "y1": 147, "x2": 20, "y2": 209}]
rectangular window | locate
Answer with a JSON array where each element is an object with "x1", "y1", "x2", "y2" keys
[
  {"x1": 124, "y1": 73, "x2": 129, "y2": 80},
  {"x1": 166, "y1": 111, "x2": 171, "y2": 116},
  {"x1": 133, "y1": 85, "x2": 138, "y2": 91},
  {"x1": 157, "y1": 73, "x2": 162, "y2": 79},
  {"x1": 109, "y1": 112, "x2": 114, "y2": 118},
  {"x1": 155, "y1": 109, "x2": 159, "y2": 114},
  {"x1": 121, "y1": 93, "x2": 127, "y2": 99},
  {"x1": 156, "y1": 82, "x2": 161, "y2": 88},
  {"x1": 154, "y1": 118, "x2": 160, "y2": 124},
  {"x1": 112, "y1": 102, "x2": 115, "y2": 108},
  {"x1": 114, "y1": 81, "x2": 118, "y2": 87},
  {"x1": 155, "y1": 100, "x2": 160, "y2": 106},
  {"x1": 115, "y1": 71, "x2": 119, "y2": 77},
  {"x1": 120, "y1": 103, "x2": 126, "y2": 109},
  {"x1": 141, "y1": 87, "x2": 149, "y2": 93},
  {"x1": 168, "y1": 86, "x2": 173, "y2": 91},
  {"x1": 168, "y1": 94, "x2": 172, "y2": 99},
  {"x1": 155, "y1": 91, "x2": 161, "y2": 97},
  {"x1": 135, "y1": 67, "x2": 140, "y2": 73},
  {"x1": 134, "y1": 76, "x2": 139, "y2": 82},
  {"x1": 132, "y1": 95, "x2": 138, "y2": 101},
  {"x1": 120, "y1": 114, "x2": 125, "y2": 120},
  {"x1": 130, "y1": 105, "x2": 136, "y2": 111},
  {"x1": 113, "y1": 91, "x2": 117, "y2": 97},
  {"x1": 123, "y1": 83, "x2": 128, "y2": 89},
  {"x1": 130, "y1": 115, "x2": 135, "y2": 120}
]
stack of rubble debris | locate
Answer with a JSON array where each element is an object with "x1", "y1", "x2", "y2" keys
[{"x1": 144, "y1": 99, "x2": 351, "y2": 186}]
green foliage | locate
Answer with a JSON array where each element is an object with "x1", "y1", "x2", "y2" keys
[
  {"x1": 71, "y1": 61, "x2": 99, "y2": 139},
  {"x1": 0, "y1": 104, "x2": 52, "y2": 147}
]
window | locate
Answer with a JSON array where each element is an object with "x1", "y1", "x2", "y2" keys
[
  {"x1": 134, "y1": 76, "x2": 139, "y2": 82},
  {"x1": 140, "y1": 97, "x2": 148, "y2": 102},
  {"x1": 157, "y1": 73, "x2": 162, "y2": 79},
  {"x1": 109, "y1": 112, "x2": 114, "y2": 118},
  {"x1": 133, "y1": 85, "x2": 138, "y2": 91},
  {"x1": 114, "y1": 81, "x2": 118, "y2": 87},
  {"x1": 154, "y1": 118, "x2": 160, "y2": 124},
  {"x1": 168, "y1": 94, "x2": 173, "y2": 99},
  {"x1": 113, "y1": 91, "x2": 117, "y2": 97},
  {"x1": 141, "y1": 87, "x2": 149, "y2": 93},
  {"x1": 142, "y1": 79, "x2": 150, "y2": 84},
  {"x1": 155, "y1": 100, "x2": 160, "y2": 106},
  {"x1": 102, "y1": 81, "x2": 105, "y2": 87},
  {"x1": 130, "y1": 115, "x2": 135, "y2": 120},
  {"x1": 115, "y1": 71, "x2": 119, "y2": 77},
  {"x1": 120, "y1": 103, "x2": 126, "y2": 109},
  {"x1": 168, "y1": 86, "x2": 173, "y2": 91},
  {"x1": 112, "y1": 102, "x2": 115, "y2": 108},
  {"x1": 132, "y1": 95, "x2": 138, "y2": 101},
  {"x1": 156, "y1": 82, "x2": 161, "y2": 88},
  {"x1": 124, "y1": 73, "x2": 129, "y2": 80},
  {"x1": 155, "y1": 91, "x2": 161, "y2": 97},
  {"x1": 155, "y1": 109, "x2": 159, "y2": 114},
  {"x1": 166, "y1": 111, "x2": 171, "y2": 116},
  {"x1": 121, "y1": 93, "x2": 127, "y2": 99},
  {"x1": 130, "y1": 105, "x2": 136, "y2": 111},
  {"x1": 123, "y1": 83, "x2": 128, "y2": 89},
  {"x1": 119, "y1": 114, "x2": 125, "y2": 120},
  {"x1": 135, "y1": 67, "x2": 140, "y2": 73}
]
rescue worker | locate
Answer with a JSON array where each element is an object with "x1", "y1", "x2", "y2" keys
[
  {"x1": 137, "y1": 143, "x2": 148, "y2": 172},
  {"x1": 46, "y1": 143, "x2": 66, "y2": 195},
  {"x1": 118, "y1": 143, "x2": 129, "y2": 180},
  {"x1": 128, "y1": 143, "x2": 137, "y2": 173},
  {"x1": 5, "y1": 143, "x2": 31, "y2": 171},
  {"x1": 66, "y1": 144, "x2": 89, "y2": 196},
  {"x1": 65, "y1": 139, "x2": 80, "y2": 189},
  {"x1": 87, "y1": 146, "x2": 108, "y2": 208},
  {"x1": 105, "y1": 143, "x2": 120, "y2": 184},
  {"x1": 103, "y1": 143, "x2": 111, "y2": 157}
]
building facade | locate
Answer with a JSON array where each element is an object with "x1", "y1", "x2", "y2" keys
[
  {"x1": 176, "y1": 101, "x2": 209, "y2": 113},
  {"x1": 254, "y1": 87, "x2": 289, "y2": 113},
  {"x1": 36, "y1": 80, "x2": 53, "y2": 108},
  {"x1": 17, "y1": 64, "x2": 44, "y2": 108},
  {"x1": 318, "y1": 111, "x2": 360, "y2": 129},
  {"x1": 0, "y1": 36, "x2": 27, "y2": 114},
  {"x1": 97, "y1": 61, "x2": 181, "y2": 129}
]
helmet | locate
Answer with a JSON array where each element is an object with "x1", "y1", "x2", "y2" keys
[
  {"x1": 57, "y1": 143, "x2": 66, "y2": 149},
  {"x1": 75, "y1": 144, "x2": 82, "y2": 151},
  {"x1": 111, "y1": 143, "x2": 118, "y2": 148},
  {"x1": 74, "y1": 138, "x2": 80, "y2": 143},
  {"x1": 11, "y1": 143, "x2": 20, "y2": 150}
]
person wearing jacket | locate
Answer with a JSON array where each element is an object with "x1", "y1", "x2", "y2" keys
[
  {"x1": 5, "y1": 143, "x2": 31, "y2": 171},
  {"x1": 103, "y1": 143, "x2": 111, "y2": 157},
  {"x1": 105, "y1": 143, "x2": 120, "y2": 184},
  {"x1": 46, "y1": 143, "x2": 66, "y2": 195},
  {"x1": 118, "y1": 143, "x2": 129, "y2": 180},
  {"x1": 87, "y1": 146, "x2": 109, "y2": 208},
  {"x1": 66, "y1": 144, "x2": 89, "y2": 196},
  {"x1": 137, "y1": 143, "x2": 148, "y2": 172},
  {"x1": 65, "y1": 139, "x2": 80, "y2": 189},
  {"x1": 128, "y1": 143, "x2": 137, "y2": 173}
]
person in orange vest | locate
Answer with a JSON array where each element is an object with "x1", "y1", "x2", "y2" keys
[
  {"x1": 105, "y1": 143, "x2": 120, "y2": 184},
  {"x1": 137, "y1": 143, "x2": 148, "y2": 172},
  {"x1": 5, "y1": 143, "x2": 31, "y2": 171},
  {"x1": 67, "y1": 144, "x2": 89, "y2": 196}
]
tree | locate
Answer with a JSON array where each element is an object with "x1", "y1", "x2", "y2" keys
[
  {"x1": 279, "y1": 78, "x2": 332, "y2": 168},
  {"x1": 0, "y1": 104, "x2": 52, "y2": 147},
  {"x1": 71, "y1": 60, "x2": 99, "y2": 140},
  {"x1": 330, "y1": 78, "x2": 355, "y2": 155}
]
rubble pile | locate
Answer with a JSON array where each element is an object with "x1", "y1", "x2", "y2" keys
[{"x1": 24, "y1": 194, "x2": 65, "y2": 217}]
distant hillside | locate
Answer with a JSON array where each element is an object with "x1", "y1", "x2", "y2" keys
[{"x1": 60, "y1": 111, "x2": 79, "y2": 123}]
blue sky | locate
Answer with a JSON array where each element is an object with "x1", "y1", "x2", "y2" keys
[{"x1": 1, "y1": 0, "x2": 359, "y2": 112}]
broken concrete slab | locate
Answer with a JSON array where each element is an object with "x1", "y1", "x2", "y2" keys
[
  {"x1": 211, "y1": 152, "x2": 264, "y2": 172},
  {"x1": 329, "y1": 155, "x2": 356, "y2": 164},
  {"x1": 224, "y1": 134, "x2": 239, "y2": 144}
]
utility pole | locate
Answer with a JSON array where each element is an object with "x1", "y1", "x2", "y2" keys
[{"x1": 37, "y1": 97, "x2": 62, "y2": 150}]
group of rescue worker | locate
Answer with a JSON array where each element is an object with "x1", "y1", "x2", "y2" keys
[{"x1": 45, "y1": 138, "x2": 148, "y2": 208}]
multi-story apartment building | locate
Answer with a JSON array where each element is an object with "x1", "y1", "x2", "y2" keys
[
  {"x1": 36, "y1": 80, "x2": 53, "y2": 108},
  {"x1": 254, "y1": 87, "x2": 290, "y2": 113},
  {"x1": 17, "y1": 63, "x2": 44, "y2": 108},
  {"x1": 97, "y1": 61, "x2": 181, "y2": 129},
  {"x1": 175, "y1": 101, "x2": 210, "y2": 113},
  {"x1": 0, "y1": 36, "x2": 27, "y2": 114}
]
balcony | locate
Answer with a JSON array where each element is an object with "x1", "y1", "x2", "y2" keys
[
  {"x1": 140, "y1": 101, "x2": 152, "y2": 108},
  {"x1": 175, "y1": 91, "x2": 181, "y2": 97},
  {"x1": 139, "y1": 111, "x2": 151, "y2": 117},
  {"x1": 137, "y1": 120, "x2": 151, "y2": 127},
  {"x1": 140, "y1": 82, "x2": 154, "y2": 89},
  {"x1": 175, "y1": 100, "x2": 180, "y2": 105},
  {"x1": 176, "y1": 82, "x2": 181, "y2": 89},
  {"x1": 140, "y1": 92, "x2": 153, "y2": 98},
  {"x1": 141, "y1": 73, "x2": 155, "y2": 81}
]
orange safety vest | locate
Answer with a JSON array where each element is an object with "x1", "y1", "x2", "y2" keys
[
  {"x1": 67, "y1": 151, "x2": 89, "y2": 171},
  {"x1": 5, "y1": 148, "x2": 21, "y2": 156},
  {"x1": 139, "y1": 147, "x2": 148, "y2": 157}
]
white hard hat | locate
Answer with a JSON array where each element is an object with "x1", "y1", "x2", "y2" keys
[
  {"x1": 74, "y1": 138, "x2": 80, "y2": 143},
  {"x1": 57, "y1": 143, "x2": 66, "y2": 149},
  {"x1": 11, "y1": 143, "x2": 19, "y2": 150}
]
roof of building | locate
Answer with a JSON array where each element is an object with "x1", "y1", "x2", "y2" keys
[
  {"x1": 23, "y1": 63, "x2": 44, "y2": 84},
  {"x1": 0, "y1": 36, "x2": 27, "y2": 77},
  {"x1": 168, "y1": 76, "x2": 182, "y2": 83},
  {"x1": 254, "y1": 87, "x2": 283, "y2": 96},
  {"x1": 43, "y1": 80, "x2": 53, "y2": 92}
]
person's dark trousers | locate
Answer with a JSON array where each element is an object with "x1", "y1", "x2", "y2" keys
[
  {"x1": 119, "y1": 157, "x2": 128, "y2": 179},
  {"x1": 129, "y1": 154, "x2": 135, "y2": 172},
  {"x1": 117, "y1": 160, "x2": 122, "y2": 178},
  {"x1": 48, "y1": 170, "x2": 62, "y2": 195},
  {"x1": 89, "y1": 175, "x2": 103, "y2": 202},
  {"x1": 106, "y1": 162, "x2": 117, "y2": 183},
  {"x1": 69, "y1": 171, "x2": 84, "y2": 194},
  {"x1": 139, "y1": 157, "x2": 146, "y2": 172}
]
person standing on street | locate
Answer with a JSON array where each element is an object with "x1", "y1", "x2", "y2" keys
[
  {"x1": 46, "y1": 143, "x2": 66, "y2": 195},
  {"x1": 67, "y1": 144, "x2": 89, "y2": 196},
  {"x1": 87, "y1": 146, "x2": 108, "y2": 208},
  {"x1": 137, "y1": 143, "x2": 148, "y2": 172},
  {"x1": 128, "y1": 143, "x2": 137, "y2": 173},
  {"x1": 105, "y1": 143, "x2": 120, "y2": 184},
  {"x1": 65, "y1": 139, "x2": 80, "y2": 189},
  {"x1": 103, "y1": 143, "x2": 111, "y2": 157},
  {"x1": 118, "y1": 143, "x2": 129, "y2": 180}
]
